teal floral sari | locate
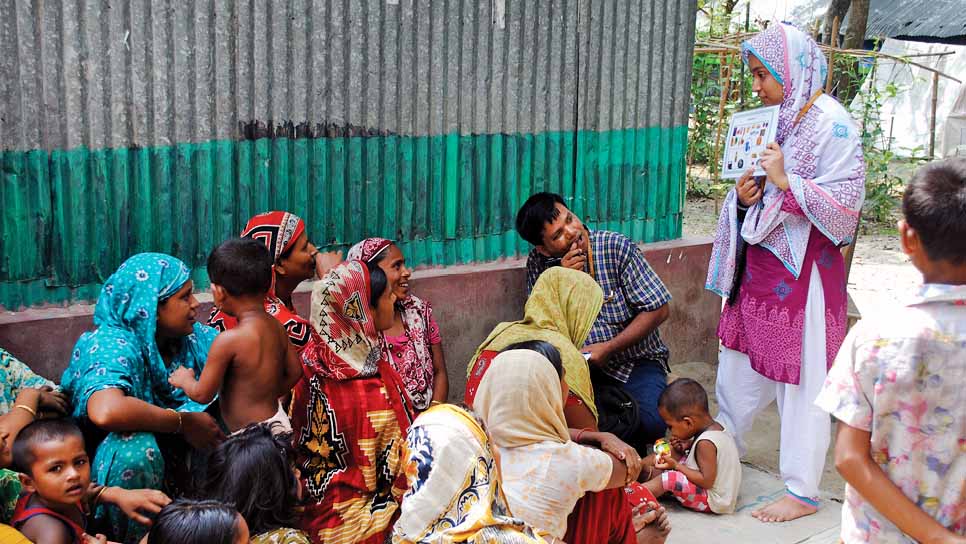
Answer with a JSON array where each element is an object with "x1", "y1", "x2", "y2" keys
[
  {"x1": 61, "y1": 253, "x2": 217, "y2": 543},
  {"x1": 0, "y1": 348, "x2": 54, "y2": 414}
]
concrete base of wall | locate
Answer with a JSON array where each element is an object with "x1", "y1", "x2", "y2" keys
[{"x1": 0, "y1": 238, "x2": 720, "y2": 402}]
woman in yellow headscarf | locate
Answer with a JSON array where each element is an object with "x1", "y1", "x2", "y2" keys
[{"x1": 465, "y1": 267, "x2": 602, "y2": 430}]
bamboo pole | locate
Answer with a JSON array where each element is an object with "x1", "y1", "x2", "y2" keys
[
  {"x1": 713, "y1": 54, "x2": 734, "y2": 175},
  {"x1": 695, "y1": 46, "x2": 962, "y2": 84},
  {"x1": 740, "y1": 3, "x2": 750, "y2": 106},
  {"x1": 901, "y1": 51, "x2": 956, "y2": 59},
  {"x1": 824, "y1": 50, "x2": 962, "y2": 83},
  {"x1": 929, "y1": 71, "x2": 939, "y2": 157},
  {"x1": 826, "y1": 16, "x2": 839, "y2": 94}
]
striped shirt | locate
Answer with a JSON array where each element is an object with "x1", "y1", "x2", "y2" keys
[{"x1": 526, "y1": 229, "x2": 671, "y2": 382}]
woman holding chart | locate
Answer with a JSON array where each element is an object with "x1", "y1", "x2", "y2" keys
[{"x1": 705, "y1": 23, "x2": 865, "y2": 523}]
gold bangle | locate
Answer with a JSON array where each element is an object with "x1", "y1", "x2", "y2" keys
[
  {"x1": 166, "y1": 408, "x2": 182, "y2": 434},
  {"x1": 15, "y1": 404, "x2": 37, "y2": 418},
  {"x1": 94, "y1": 486, "x2": 109, "y2": 505}
]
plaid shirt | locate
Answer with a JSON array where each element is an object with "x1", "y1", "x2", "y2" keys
[{"x1": 526, "y1": 229, "x2": 671, "y2": 382}]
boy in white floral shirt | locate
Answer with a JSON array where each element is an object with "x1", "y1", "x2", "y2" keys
[{"x1": 816, "y1": 158, "x2": 966, "y2": 544}]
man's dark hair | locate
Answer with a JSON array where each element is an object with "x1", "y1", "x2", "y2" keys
[
  {"x1": 147, "y1": 499, "x2": 240, "y2": 544},
  {"x1": 501, "y1": 340, "x2": 564, "y2": 378},
  {"x1": 657, "y1": 378, "x2": 709, "y2": 420},
  {"x1": 207, "y1": 237, "x2": 274, "y2": 296},
  {"x1": 12, "y1": 418, "x2": 85, "y2": 475},
  {"x1": 902, "y1": 158, "x2": 966, "y2": 265},
  {"x1": 203, "y1": 423, "x2": 297, "y2": 535},
  {"x1": 515, "y1": 192, "x2": 566, "y2": 246}
]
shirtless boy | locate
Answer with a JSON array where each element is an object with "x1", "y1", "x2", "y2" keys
[{"x1": 169, "y1": 238, "x2": 302, "y2": 434}]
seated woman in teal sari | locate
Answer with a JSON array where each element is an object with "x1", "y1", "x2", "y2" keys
[{"x1": 61, "y1": 253, "x2": 224, "y2": 543}]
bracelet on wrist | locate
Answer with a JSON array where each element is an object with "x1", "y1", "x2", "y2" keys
[
  {"x1": 15, "y1": 404, "x2": 37, "y2": 418},
  {"x1": 94, "y1": 486, "x2": 109, "y2": 505},
  {"x1": 166, "y1": 408, "x2": 183, "y2": 434}
]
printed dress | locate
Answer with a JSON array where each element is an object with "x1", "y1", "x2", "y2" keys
[
  {"x1": 816, "y1": 284, "x2": 966, "y2": 543},
  {"x1": 290, "y1": 262, "x2": 415, "y2": 544},
  {"x1": 60, "y1": 253, "x2": 217, "y2": 543}
]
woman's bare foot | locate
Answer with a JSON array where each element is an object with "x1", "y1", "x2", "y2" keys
[
  {"x1": 751, "y1": 495, "x2": 818, "y2": 522},
  {"x1": 633, "y1": 502, "x2": 670, "y2": 544}
]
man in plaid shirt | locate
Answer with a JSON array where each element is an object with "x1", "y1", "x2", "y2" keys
[{"x1": 516, "y1": 192, "x2": 672, "y2": 444}]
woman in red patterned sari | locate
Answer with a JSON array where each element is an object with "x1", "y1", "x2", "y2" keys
[{"x1": 289, "y1": 260, "x2": 416, "y2": 544}]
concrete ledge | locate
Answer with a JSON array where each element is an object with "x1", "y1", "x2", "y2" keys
[{"x1": 0, "y1": 237, "x2": 721, "y2": 401}]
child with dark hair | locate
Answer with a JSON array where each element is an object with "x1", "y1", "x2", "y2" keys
[
  {"x1": 169, "y1": 238, "x2": 303, "y2": 435},
  {"x1": 642, "y1": 378, "x2": 741, "y2": 515},
  {"x1": 816, "y1": 158, "x2": 966, "y2": 543},
  {"x1": 144, "y1": 499, "x2": 247, "y2": 544},
  {"x1": 1, "y1": 382, "x2": 69, "y2": 525},
  {"x1": 10, "y1": 419, "x2": 170, "y2": 544},
  {"x1": 203, "y1": 424, "x2": 309, "y2": 544}
]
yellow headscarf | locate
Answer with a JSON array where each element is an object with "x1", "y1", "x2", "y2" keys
[
  {"x1": 467, "y1": 267, "x2": 603, "y2": 419},
  {"x1": 475, "y1": 350, "x2": 571, "y2": 449},
  {"x1": 0, "y1": 525, "x2": 30, "y2": 544}
]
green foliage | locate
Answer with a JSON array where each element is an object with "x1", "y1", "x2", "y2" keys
[
  {"x1": 688, "y1": 55, "x2": 725, "y2": 174},
  {"x1": 687, "y1": 1, "x2": 758, "y2": 188},
  {"x1": 687, "y1": 176, "x2": 728, "y2": 200}
]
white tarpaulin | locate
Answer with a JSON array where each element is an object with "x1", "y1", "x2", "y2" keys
[
  {"x1": 944, "y1": 83, "x2": 966, "y2": 157},
  {"x1": 851, "y1": 39, "x2": 966, "y2": 158}
]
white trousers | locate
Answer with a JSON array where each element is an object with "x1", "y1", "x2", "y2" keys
[{"x1": 715, "y1": 262, "x2": 830, "y2": 500}]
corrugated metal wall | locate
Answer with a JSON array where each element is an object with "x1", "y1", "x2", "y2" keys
[{"x1": 0, "y1": 0, "x2": 697, "y2": 309}]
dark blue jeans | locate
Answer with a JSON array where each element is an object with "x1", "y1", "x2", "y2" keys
[{"x1": 622, "y1": 361, "x2": 668, "y2": 448}]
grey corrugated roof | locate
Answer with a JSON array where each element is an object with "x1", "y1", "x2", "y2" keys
[{"x1": 849, "y1": 0, "x2": 966, "y2": 40}]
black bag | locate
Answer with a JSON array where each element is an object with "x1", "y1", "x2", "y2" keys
[{"x1": 592, "y1": 380, "x2": 640, "y2": 444}]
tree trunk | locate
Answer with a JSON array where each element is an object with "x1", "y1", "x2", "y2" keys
[
  {"x1": 823, "y1": 0, "x2": 851, "y2": 44},
  {"x1": 843, "y1": 0, "x2": 870, "y2": 49},
  {"x1": 835, "y1": 0, "x2": 871, "y2": 102}
]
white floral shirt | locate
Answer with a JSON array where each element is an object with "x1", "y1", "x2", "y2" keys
[{"x1": 816, "y1": 284, "x2": 966, "y2": 543}]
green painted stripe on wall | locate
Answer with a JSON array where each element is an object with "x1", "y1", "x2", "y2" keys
[{"x1": 0, "y1": 126, "x2": 686, "y2": 309}]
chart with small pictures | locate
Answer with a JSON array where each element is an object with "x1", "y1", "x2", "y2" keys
[{"x1": 721, "y1": 105, "x2": 779, "y2": 179}]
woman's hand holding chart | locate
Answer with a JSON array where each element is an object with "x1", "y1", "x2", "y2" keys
[
  {"x1": 735, "y1": 169, "x2": 761, "y2": 207},
  {"x1": 759, "y1": 142, "x2": 789, "y2": 190}
]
